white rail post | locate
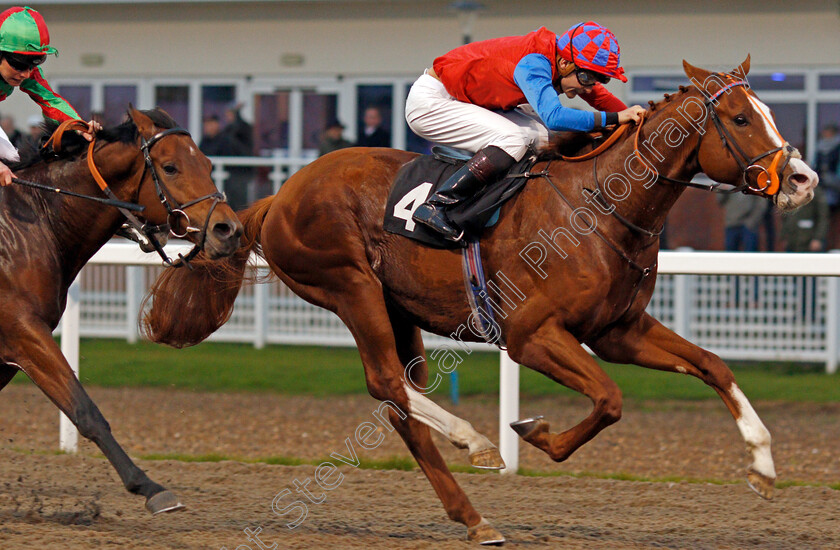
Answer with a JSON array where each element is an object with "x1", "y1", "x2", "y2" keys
[
  {"x1": 673, "y1": 274, "x2": 690, "y2": 338},
  {"x1": 126, "y1": 265, "x2": 145, "y2": 344},
  {"x1": 672, "y1": 246, "x2": 694, "y2": 338},
  {"x1": 254, "y1": 270, "x2": 268, "y2": 349},
  {"x1": 827, "y1": 275, "x2": 839, "y2": 374},
  {"x1": 498, "y1": 350, "x2": 519, "y2": 474},
  {"x1": 59, "y1": 279, "x2": 81, "y2": 453}
]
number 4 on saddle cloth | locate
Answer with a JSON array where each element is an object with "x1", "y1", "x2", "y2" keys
[
  {"x1": 384, "y1": 147, "x2": 536, "y2": 347},
  {"x1": 384, "y1": 146, "x2": 535, "y2": 249}
]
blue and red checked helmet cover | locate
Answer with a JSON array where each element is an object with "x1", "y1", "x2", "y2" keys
[{"x1": 556, "y1": 21, "x2": 626, "y2": 82}]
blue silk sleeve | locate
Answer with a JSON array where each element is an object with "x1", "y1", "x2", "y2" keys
[{"x1": 513, "y1": 53, "x2": 604, "y2": 132}]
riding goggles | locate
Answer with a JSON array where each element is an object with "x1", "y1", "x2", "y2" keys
[
  {"x1": 576, "y1": 69, "x2": 610, "y2": 86},
  {"x1": 3, "y1": 52, "x2": 45, "y2": 71}
]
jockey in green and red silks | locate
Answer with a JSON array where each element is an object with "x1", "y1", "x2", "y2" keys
[{"x1": 0, "y1": 6, "x2": 100, "y2": 185}]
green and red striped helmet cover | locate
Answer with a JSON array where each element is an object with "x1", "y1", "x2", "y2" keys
[{"x1": 0, "y1": 6, "x2": 57, "y2": 56}]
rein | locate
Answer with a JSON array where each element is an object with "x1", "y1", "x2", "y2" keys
[
  {"x1": 559, "y1": 124, "x2": 629, "y2": 162},
  {"x1": 43, "y1": 119, "x2": 225, "y2": 268}
]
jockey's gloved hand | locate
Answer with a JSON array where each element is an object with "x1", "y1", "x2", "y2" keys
[
  {"x1": 618, "y1": 105, "x2": 646, "y2": 125},
  {"x1": 0, "y1": 161, "x2": 14, "y2": 186},
  {"x1": 79, "y1": 119, "x2": 102, "y2": 142}
]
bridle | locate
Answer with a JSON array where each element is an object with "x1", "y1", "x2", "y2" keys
[
  {"x1": 632, "y1": 79, "x2": 795, "y2": 197},
  {"x1": 129, "y1": 127, "x2": 227, "y2": 267},
  {"x1": 45, "y1": 120, "x2": 226, "y2": 268},
  {"x1": 519, "y1": 79, "x2": 796, "y2": 320}
]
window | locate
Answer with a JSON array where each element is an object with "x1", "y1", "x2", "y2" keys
[
  {"x1": 155, "y1": 85, "x2": 190, "y2": 128},
  {"x1": 103, "y1": 85, "x2": 137, "y2": 126},
  {"x1": 357, "y1": 84, "x2": 393, "y2": 147},
  {"x1": 819, "y1": 74, "x2": 840, "y2": 91},
  {"x1": 302, "y1": 91, "x2": 338, "y2": 150},
  {"x1": 253, "y1": 91, "x2": 289, "y2": 154},
  {"x1": 631, "y1": 75, "x2": 689, "y2": 93},
  {"x1": 747, "y1": 73, "x2": 805, "y2": 92},
  {"x1": 202, "y1": 85, "x2": 236, "y2": 122},
  {"x1": 56, "y1": 85, "x2": 92, "y2": 120}
]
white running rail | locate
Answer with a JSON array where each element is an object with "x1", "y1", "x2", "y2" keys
[{"x1": 59, "y1": 244, "x2": 840, "y2": 463}]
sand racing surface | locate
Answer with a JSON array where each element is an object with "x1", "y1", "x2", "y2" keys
[{"x1": 0, "y1": 385, "x2": 837, "y2": 549}]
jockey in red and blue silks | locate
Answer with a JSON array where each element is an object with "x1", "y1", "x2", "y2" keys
[
  {"x1": 0, "y1": 6, "x2": 101, "y2": 186},
  {"x1": 405, "y1": 21, "x2": 646, "y2": 242}
]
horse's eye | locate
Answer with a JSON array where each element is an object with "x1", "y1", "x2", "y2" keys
[
  {"x1": 733, "y1": 114, "x2": 748, "y2": 126},
  {"x1": 163, "y1": 164, "x2": 178, "y2": 176}
]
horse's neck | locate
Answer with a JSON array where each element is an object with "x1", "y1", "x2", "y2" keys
[
  {"x1": 39, "y1": 149, "x2": 140, "y2": 276},
  {"x1": 593, "y1": 99, "x2": 704, "y2": 235}
]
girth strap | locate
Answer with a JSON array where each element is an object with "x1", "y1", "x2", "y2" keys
[{"x1": 461, "y1": 240, "x2": 506, "y2": 349}]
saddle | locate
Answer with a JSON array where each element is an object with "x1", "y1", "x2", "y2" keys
[{"x1": 384, "y1": 147, "x2": 535, "y2": 249}]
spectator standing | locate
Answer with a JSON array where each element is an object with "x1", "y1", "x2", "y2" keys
[
  {"x1": 718, "y1": 192, "x2": 765, "y2": 251},
  {"x1": 198, "y1": 114, "x2": 228, "y2": 156},
  {"x1": 718, "y1": 192, "x2": 766, "y2": 307},
  {"x1": 781, "y1": 185, "x2": 829, "y2": 253},
  {"x1": 357, "y1": 106, "x2": 390, "y2": 148},
  {"x1": 318, "y1": 118, "x2": 354, "y2": 156},
  {"x1": 220, "y1": 103, "x2": 254, "y2": 209},
  {"x1": 814, "y1": 124, "x2": 840, "y2": 211},
  {"x1": 19, "y1": 113, "x2": 43, "y2": 152},
  {"x1": 0, "y1": 114, "x2": 21, "y2": 148},
  {"x1": 780, "y1": 184, "x2": 829, "y2": 322}
]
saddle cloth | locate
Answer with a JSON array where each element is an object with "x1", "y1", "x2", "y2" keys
[{"x1": 383, "y1": 148, "x2": 534, "y2": 249}]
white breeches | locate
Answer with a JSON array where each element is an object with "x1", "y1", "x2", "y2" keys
[
  {"x1": 404, "y1": 72, "x2": 549, "y2": 162},
  {"x1": 0, "y1": 124, "x2": 19, "y2": 163}
]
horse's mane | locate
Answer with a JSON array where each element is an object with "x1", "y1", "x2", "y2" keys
[
  {"x1": 536, "y1": 85, "x2": 697, "y2": 162},
  {"x1": 9, "y1": 108, "x2": 178, "y2": 171}
]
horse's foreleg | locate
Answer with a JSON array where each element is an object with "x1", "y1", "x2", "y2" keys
[
  {"x1": 8, "y1": 318, "x2": 183, "y2": 513},
  {"x1": 507, "y1": 324, "x2": 623, "y2": 462},
  {"x1": 589, "y1": 312, "x2": 775, "y2": 499},
  {"x1": 387, "y1": 310, "x2": 502, "y2": 469},
  {"x1": 332, "y1": 283, "x2": 498, "y2": 542},
  {"x1": 388, "y1": 315, "x2": 504, "y2": 545}
]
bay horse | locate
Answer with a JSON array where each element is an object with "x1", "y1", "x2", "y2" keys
[
  {"x1": 0, "y1": 108, "x2": 242, "y2": 514},
  {"x1": 144, "y1": 57, "x2": 817, "y2": 543}
]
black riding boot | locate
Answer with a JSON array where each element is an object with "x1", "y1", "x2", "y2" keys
[{"x1": 412, "y1": 146, "x2": 515, "y2": 241}]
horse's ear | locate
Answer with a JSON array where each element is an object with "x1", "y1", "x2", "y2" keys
[
  {"x1": 732, "y1": 54, "x2": 751, "y2": 79},
  {"x1": 682, "y1": 59, "x2": 713, "y2": 85},
  {"x1": 127, "y1": 104, "x2": 156, "y2": 138}
]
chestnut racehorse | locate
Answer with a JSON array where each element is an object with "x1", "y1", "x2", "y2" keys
[
  {"x1": 0, "y1": 108, "x2": 242, "y2": 514},
  {"x1": 144, "y1": 58, "x2": 817, "y2": 543}
]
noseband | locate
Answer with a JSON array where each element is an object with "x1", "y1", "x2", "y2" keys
[
  {"x1": 89, "y1": 126, "x2": 226, "y2": 268},
  {"x1": 633, "y1": 80, "x2": 794, "y2": 196}
]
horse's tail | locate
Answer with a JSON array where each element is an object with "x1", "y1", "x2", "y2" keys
[{"x1": 141, "y1": 196, "x2": 275, "y2": 348}]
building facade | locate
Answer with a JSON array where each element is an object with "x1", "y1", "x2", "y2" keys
[{"x1": 8, "y1": 0, "x2": 840, "y2": 248}]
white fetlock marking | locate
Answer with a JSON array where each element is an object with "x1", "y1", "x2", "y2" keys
[
  {"x1": 731, "y1": 384, "x2": 776, "y2": 479},
  {"x1": 404, "y1": 385, "x2": 495, "y2": 454}
]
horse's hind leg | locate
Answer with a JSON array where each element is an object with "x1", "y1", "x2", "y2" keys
[
  {"x1": 388, "y1": 312, "x2": 504, "y2": 545},
  {"x1": 589, "y1": 312, "x2": 775, "y2": 499},
  {"x1": 7, "y1": 317, "x2": 183, "y2": 513}
]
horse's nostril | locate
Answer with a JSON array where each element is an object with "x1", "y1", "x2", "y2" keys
[
  {"x1": 789, "y1": 173, "x2": 811, "y2": 187},
  {"x1": 212, "y1": 221, "x2": 235, "y2": 239}
]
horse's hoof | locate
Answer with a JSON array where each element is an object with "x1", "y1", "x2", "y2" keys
[
  {"x1": 467, "y1": 518, "x2": 505, "y2": 546},
  {"x1": 145, "y1": 490, "x2": 186, "y2": 515},
  {"x1": 746, "y1": 468, "x2": 775, "y2": 500},
  {"x1": 469, "y1": 447, "x2": 505, "y2": 470},
  {"x1": 510, "y1": 416, "x2": 547, "y2": 439}
]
